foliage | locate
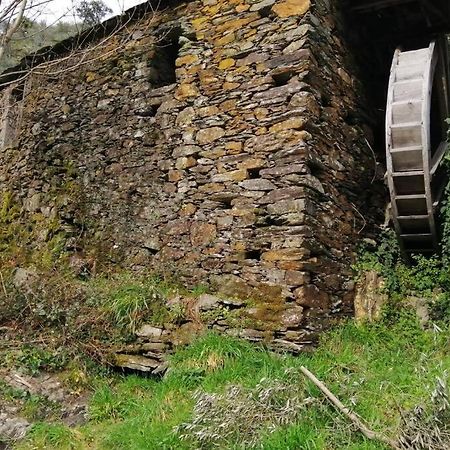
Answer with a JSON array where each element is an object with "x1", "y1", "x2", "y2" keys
[
  {"x1": 0, "y1": 269, "x2": 195, "y2": 373},
  {"x1": 354, "y1": 233, "x2": 450, "y2": 322},
  {"x1": 176, "y1": 372, "x2": 309, "y2": 448},
  {"x1": 440, "y1": 117, "x2": 450, "y2": 264},
  {"x1": 1, "y1": 345, "x2": 68, "y2": 375},
  {"x1": 75, "y1": 0, "x2": 112, "y2": 28},
  {"x1": 353, "y1": 117, "x2": 450, "y2": 322},
  {"x1": 398, "y1": 375, "x2": 450, "y2": 449},
  {"x1": 0, "y1": 20, "x2": 80, "y2": 73},
  {"x1": 17, "y1": 318, "x2": 450, "y2": 450}
]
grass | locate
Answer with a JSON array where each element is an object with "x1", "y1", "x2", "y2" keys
[{"x1": 15, "y1": 314, "x2": 449, "y2": 450}]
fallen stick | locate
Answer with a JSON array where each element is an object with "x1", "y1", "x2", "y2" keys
[{"x1": 300, "y1": 365, "x2": 400, "y2": 450}]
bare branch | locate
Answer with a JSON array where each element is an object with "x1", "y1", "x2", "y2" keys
[{"x1": 300, "y1": 366, "x2": 401, "y2": 450}]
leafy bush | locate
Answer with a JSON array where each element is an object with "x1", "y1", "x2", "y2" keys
[{"x1": 3, "y1": 346, "x2": 69, "y2": 375}]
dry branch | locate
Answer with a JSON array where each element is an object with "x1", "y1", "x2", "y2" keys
[{"x1": 300, "y1": 365, "x2": 400, "y2": 450}]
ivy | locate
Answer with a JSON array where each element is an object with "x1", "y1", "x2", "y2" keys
[{"x1": 354, "y1": 119, "x2": 450, "y2": 322}]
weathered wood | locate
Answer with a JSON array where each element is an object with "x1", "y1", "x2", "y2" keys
[
  {"x1": 299, "y1": 366, "x2": 401, "y2": 450},
  {"x1": 385, "y1": 40, "x2": 448, "y2": 254}
]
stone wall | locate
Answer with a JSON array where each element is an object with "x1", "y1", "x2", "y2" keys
[{"x1": 0, "y1": 0, "x2": 385, "y2": 349}]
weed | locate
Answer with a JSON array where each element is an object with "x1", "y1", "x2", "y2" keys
[
  {"x1": 4, "y1": 345, "x2": 68, "y2": 375},
  {"x1": 16, "y1": 319, "x2": 450, "y2": 450},
  {"x1": 23, "y1": 423, "x2": 82, "y2": 450}
]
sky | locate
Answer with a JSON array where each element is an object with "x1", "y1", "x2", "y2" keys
[{"x1": 38, "y1": 0, "x2": 147, "y2": 23}]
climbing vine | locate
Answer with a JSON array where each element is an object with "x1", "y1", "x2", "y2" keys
[{"x1": 354, "y1": 118, "x2": 450, "y2": 322}]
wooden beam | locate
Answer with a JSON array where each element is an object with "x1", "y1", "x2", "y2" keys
[{"x1": 350, "y1": 0, "x2": 417, "y2": 13}]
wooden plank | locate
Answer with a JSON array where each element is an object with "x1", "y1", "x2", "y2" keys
[
  {"x1": 395, "y1": 194, "x2": 426, "y2": 200},
  {"x1": 392, "y1": 100, "x2": 422, "y2": 123},
  {"x1": 430, "y1": 141, "x2": 447, "y2": 175},
  {"x1": 396, "y1": 197, "x2": 428, "y2": 215},
  {"x1": 391, "y1": 124, "x2": 422, "y2": 149},
  {"x1": 393, "y1": 78, "x2": 424, "y2": 101},
  {"x1": 385, "y1": 47, "x2": 404, "y2": 249},
  {"x1": 397, "y1": 215, "x2": 429, "y2": 219},
  {"x1": 398, "y1": 49, "x2": 429, "y2": 65},
  {"x1": 393, "y1": 173, "x2": 425, "y2": 195},
  {"x1": 395, "y1": 63, "x2": 424, "y2": 82},
  {"x1": 392, "y1": 170, "x2": 424, "y2": 176},
  {"x1": 421, "y1": 41, "x2": 438, "y2": 249}
]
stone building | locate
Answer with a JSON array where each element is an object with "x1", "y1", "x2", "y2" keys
[{"x1": 0, "y1": 0, "x2": 388, "y2": 350}]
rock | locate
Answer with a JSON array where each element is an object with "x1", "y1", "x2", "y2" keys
[
  {"x1": 250, "y1": 0, "x2": 276, "y2": 12},
  {"x1": 196, "y1": 127, "x2": 225, "y2": 145},
  {"x1": 272, "y1": 0, "x2": 310, "y2": 18},
  {"x1": 12, "y1": 268, "x2": 38, "y2": 291},
  {"x1": 190, "y1": 222, "x2": 217, "y2": 247},
  {"x1": 267, "y1": 199, "x2": 306, "y2": 215},
  {"x1": 354, "y1": 271, "x2": 387, "y2": 323},
  {"x1": 406, "y1": 297, "x2": 429, "y2": 328},
  {"x1": 218, "y1": 58, "x2": 235, "y2": 70},
  {"x1": 136, "y1": 325, "x2": 163, "y2": 340},
  {"x1": 0, "y1": 413, "x2": 30, "y2": 441},
  {"x1": 280, "y1": 306, "x2": 304, "y2": 328},
  {"x1": 270, "y1": 117, "x2": 306, "y2": 132},
  {"x1": 270, "y1": 339, "x2": 305, "y2": 353},
  {"x1": 239, "y1": 179, "x2": 275, "y2": 191},
  {"x1": 23, "y1": 193, "x2": 41, "y2": 212},
  {"x1": 197, "y1": 294, "x2": 221, "y2": 311},
  {"x1": 285, "y1": 270, "x2": 310, "y2": 286},
  {"x1": 295, "y1": 284, "x2": 330, "y2": 309},
  {"x1": 114, "y1": 354, "x2": 161, "y2": 372},
  {"x1": 212, "y1": 169, "x2": 248, "y2": 182},
  {"x1": 261, "y1": 248, "x2": 307, "y2": 262}
]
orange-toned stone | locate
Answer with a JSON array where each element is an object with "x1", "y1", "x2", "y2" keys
[
  {"x1": 176, "y1": 54, "x2": 199, "y2": 67},
  {"x1": 191, "y1": 222, "x2": 217, "y2": 247},
  {"x1": 198, "y1": 183, "x2": 225, "y2": 193},
  {"x1": 196, "y1": 127, "x2": 225, "y2": 144},
  {"x1": 254, "y1": 108, "x2": 269, "y2": 120},
  {"x1": 223, "y1": 82, "x2": 240, "y2": 90},
  {"x1": 212, "y1": 169, "x2": 248, "y2": 182},
  {"x1": 221, "y1": 99, "x2": 237, "y2": 112},
  {"x1": 199, "y1": 70, "x2": 219, "y2": 85},
  {"x1": 270, "y1": 117, "x2": 306, "y2": 133},
  {"x1": 200, "y1": 148, "x2": 226, "y2": 159},
  {"x1": 216, "y1": 15, "x2": 259, "y2": 33},
  {"x1": 240, "y1": 158, "x2": 266, "y2": 169},
  {"x1": 236, "y1": 3, "x2": 250, "y2": 12},
  {"x1": 262, "y1": 248, "x2": 308, "y2": 262},
  {"x1": 294, "y1": 284, "x2": 329, "y2": 309},
  {"x1": 225, "y1": 141, "x2": 243, "y2": 152},
  {"x1": 215, "y1": 32, "x2": 236, "y2": 46},
  {"x1": 175, "y1": 83, "x2": 199, "y2": 99},
  {"x1": 191, "y1": 17, "x2": 208, "y2": 31},
  {"x1": 175, "y1": 156, "x2": 197, "y2": 169},
  {"x1": 168, "y1": 169, "x2": 183, "y2": 182},
  {"x1": 218, "y1": 58, "x2": 236, "y2": 70},
  {"x1": 272, "y1": 0, "x2": 310, "y2": 18},
  {"x1": 180, "y1": 203, "x2": 197, "y2": 216},
  {"x1": 198, "y1": 105, "x2": 220, "y2": 117}
]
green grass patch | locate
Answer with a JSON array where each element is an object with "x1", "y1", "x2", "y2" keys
[{"x1": 16, "y1": 315, "x2": 449, "y2": 450}]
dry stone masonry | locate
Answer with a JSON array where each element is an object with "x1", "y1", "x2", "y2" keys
[{"x1": 0, "y1": 0, "x2": 385, "y2": 350}]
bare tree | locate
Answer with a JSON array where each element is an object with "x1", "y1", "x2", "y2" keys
[{"x1": 0, "y1": 0, "x2": 28, "y2": 62}]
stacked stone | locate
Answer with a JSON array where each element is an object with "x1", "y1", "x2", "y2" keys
[{"x1": 0, "y1": 0, "x2": 385, "y2": 350}]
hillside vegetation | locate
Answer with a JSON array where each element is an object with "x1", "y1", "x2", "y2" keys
[{"x1": 9, "y1": 316, "x2": 450, "y2": 450}]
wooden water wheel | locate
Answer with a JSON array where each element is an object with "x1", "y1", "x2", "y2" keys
[{"x1": 385, "y1": 39, "x2": 450, "y2": 254}]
